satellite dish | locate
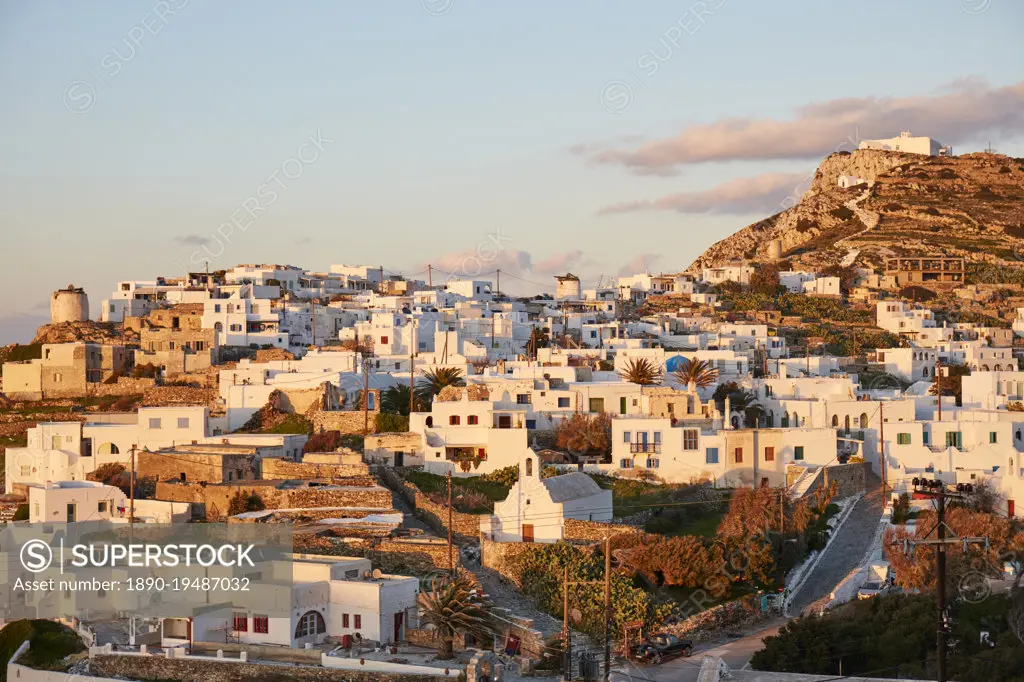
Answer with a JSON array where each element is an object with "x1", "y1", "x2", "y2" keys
[{"x1": 372, "y1": 568, "x2": 383, "y2": 579}]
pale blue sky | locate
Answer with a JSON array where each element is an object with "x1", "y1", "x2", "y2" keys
[{"x1": 1, "y1": 0, "x2": 1022, "y2": 342}]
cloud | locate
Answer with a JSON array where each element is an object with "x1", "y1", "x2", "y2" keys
[
  {"x1": 599, "y1": 171, "x2": 810, "y2": 216},
  {"x1": 583, "y1": 79, "x2": 1024, "y2": 174},
  {"x1": 535, "y1": 249, "x2": 584, "y2": 273},
  {"x1": 0, "y1": 311, "x2": 49, "y2": 345},
  {"x1": 617, "y1": 254, "x2": 662, "y2": 277},
  {"x1": 172, "y1": 234, "x2": 209, "y2": 246}
]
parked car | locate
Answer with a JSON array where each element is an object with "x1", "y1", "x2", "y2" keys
[
  {"x1": 629, "y1": 633, "x2": 693, "y2": 664},
  {"x1": 857, "y1": 561, "x2": 893, "y2": 600}
]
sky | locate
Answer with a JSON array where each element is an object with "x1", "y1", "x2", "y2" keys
[{"x1": 1, "y1": 0, "x2": 1023, "y2": 343}]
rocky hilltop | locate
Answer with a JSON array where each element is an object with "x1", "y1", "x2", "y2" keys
[{"x1": 689, "y1": 150, "x2": 1024, "y2": 275}]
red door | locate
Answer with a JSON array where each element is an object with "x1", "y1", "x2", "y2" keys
[
  {"x1": 1009, "y1": 500, "x2": 1015, "y2": 517},
  {"x1": 522, "y1": 524, "x2": 534, "y2": 543}
]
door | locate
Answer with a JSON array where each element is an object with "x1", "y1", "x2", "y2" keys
[
  {"x1": 393, "y1": 612, "x2": 404, "y2": 643},
  {"x1": 66, "y1": 504, "x2": 76, "y2": 523},
  {"x1": 498, "y1": 415, "x2": 512, "y2": 429},
  {"x1": 1009, "y1": 500, "x2": 1015, "y2": 517},
  {"x1": 589, "y1": 398, "x2": 604, "y2": 413},
  {"x1": 619, "y1": 397, "x2": 627, "y2": 415},
  {"x1": 522, "y1": 524, "x2": 534, "y2": 543},
  {"x1": 394, "y1": 451, "x2": 404, "y2": 467},
  {"x1": 640, "y1": 431, "x2": 648, "y2": 452}
]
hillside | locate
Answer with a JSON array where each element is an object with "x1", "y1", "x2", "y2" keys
[{"x1": 689, "y1": 150, "x2": 1024, "y2": 277}]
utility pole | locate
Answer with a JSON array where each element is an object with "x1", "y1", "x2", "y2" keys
[
  {"x1": 129, "y1": 444, "x2": 136, "y2": 528},
  {"x1": 936, "y1": 489, "x2": 947, "y2": 682},
  {"x1": 409, "y1": 318, "x2": 416, "y2": 416},
  {"x1": 563, "y1": 566, "x2": 571, "y2": 682},
  {"x1": 363, "y1": 356, "x2": 370, "y2": 436},
  {"x1": 879, "y1": 401, "x2": 886, "y2": 503},
  {"x1": 805, "y1": 343, "x2": 810, "y2": 375},
  {"x1": 311, "y1": 300, "x2": 316, "y2": 347},
  {"x1": 903, "y1": 479, "x2": 990, "y2": 682},
  {"x1": 427, "y1": 264, "x2": 432, "y2": 288},
  {"x1": 447, "y1": 470, "x2": 454, "y2": 577},
  {"x1": 936, "y1": 356, "x2": 943, "y2": 422},
  {"x1": 604, "y1": 537, "x2": 612, "y2": 682},
  {"x1": 496, "y1": 269, "x2": 501, "y2": 299},
  {"x1": 379, "y1": 265, "x2": 384, "y2": 294}
]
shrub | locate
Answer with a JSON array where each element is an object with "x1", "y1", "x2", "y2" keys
[
  {"x1": 227, "y1": 490, "x2": 266, "y2": 516},
  {"x1": 12, "y1": 504, "x2": 29, "y2": 521},
  {"x1": 830, "y1": 206, "x2": 855, "y2": 221},
  {"x1": 110, "y1": 395, "x2": 139, "y2": 411},
  {"x1": 375, "y1": 412, "x2": 409, "y2": 433},
  {"x1": 479, "y1": 465, "x2": 519, "y2": 488},
  {"x1": 922, "y1": 207, "x2": 940, "y2": 216},
  {"x1": 131, "y1": 363, "x2": 159, "y2": 379},
  {"x1": 304, "y1": 429, "x2": 343, "y2": 453},
  {"x1": 90, "y1": 463, "x2": 126, "y2": 484}
]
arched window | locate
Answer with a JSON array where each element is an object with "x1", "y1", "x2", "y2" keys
[
  {"x1": 525, "y1": 458, "x2": 533, "y2": 477},
  {"x1": 844, "y1": 415, "x2": 851, "y2": 433},
  {"x1": 425, "y1": 416, "x2": 433, "y2": 428},
  {"x1": 831, "y1": 415, "x2": 839, "y2": 428},
  {"x1": 781, "y1": 413, "x2": 789, "y2": 428},
  {"x1": 214, "y1": 321, "x2": 223, "y2": 333},
  {"x1": 860, "y1": 413, "x2": 868, "y2": 429},
  {"x1": 294, "y1": 611, "x2": 326, "y2": 639},
  {"x1": 792, "y1": 412, "x2": 799, "y2": 427},
  {"x1": 767, "y1": 411, "x2": 774, "y2": 428},
  {"x1": 97, "y1": 442, "x2": 119, "y2": 455}
]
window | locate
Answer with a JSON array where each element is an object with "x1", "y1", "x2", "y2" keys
[
  {"x1": 294, "y1": 611, "x2": 325, "y2": 639},
  {"x1": 54, "y1": 372, "x2": 62, "y2": 383},
  {"x1": 682, "y1": 429, "x2": 699, "y2": 450},
  {"x1": 558, "y1": 397, "x2": 570, "y2": 408},
  {"x1": 526, "y1": 419, "x2": 536, "y2": 429},
  {"x1": 706, "y1": 448, "x2": 719, "y2": 464},
  {"x1": 897, "y1": 433, "x2": 911, "y2": 445},
  {"x1": 653, "y1": 431, "x2": 662, "y2": 444},
  {"x1": 343, "y1": 614, "x2": 350, "y2": 628},
  {"x1": 623, "y1": 431, "x2": 631, "y2": 443},
  {"x1": 794, "y1": 446, "x2": 804, "y2": 461},
  {"x1": 380, "y1": 336, "x2": 388, "y2": 345},
  {"x1": 449, "y1": 415, "x2": 460, "y2": 425},
  {"x1": 468, "y1": 415, "x2": 479, "y2": 425},
  {"x1": 946, "y1": 431, "x2": 962, "y2": 448},
  {"x1": 517, "y1": 394, "x2": 531, "y2": 404},
  {"x1": 620, "y1": 458, "x2": 633, "y2": 469},
  {"x1": 354, "y1": 614, "x2": 361, "y2": 629},
  {"x1": 214, "y1": 304, "x2": 221, "y2": 313},
  {"x1": 149, "y1": 418, "x2": 162, "y2": 429},
  {"x1": 525, "y1": 458, "x2": 533, "y2": 477},
  {"x1": 990, "y1": 432, "x2": 998, "y2": 444},
  {"x1": 764, "y1": 446, "x2": 775, "y2": 462},
  {"x1": 52, "y1": 435, "x2": 62, "y2": 450},
  {"x1": 734, "y1": 448, "x2": 743, "y2": 464},
  {"x1": 98, "y1": 502, "x2": 107, "y2": 513},
  {"x1": 177, "y1": 417, "x2": 189, "y2": 429},
  {"x1": 647, "y1": 458, "x2": 659, "y2": 469},
  {"x1": 924, "y1": 431, "x2": 930, "y2": 445},
  {"x1": 667, "y1": 403, "x2": 674, "y2": 414},
  {"x1": 254, "y1": 616, "x2": 269, "y2": 634},
  {"x1": 233, "y1": 613, "x2": 248, "y2": 632}
]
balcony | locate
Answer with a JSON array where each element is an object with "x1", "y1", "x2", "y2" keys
[{"x1": 630, "y1": 442, "x2": 661, "y2": 454}]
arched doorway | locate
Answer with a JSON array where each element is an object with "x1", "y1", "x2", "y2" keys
[{"x1": 294, "y1": 610, "x2": 326, "y2": 644}]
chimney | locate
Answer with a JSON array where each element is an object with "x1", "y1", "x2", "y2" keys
[{"x1": 724, "y1": 395, "x2": 732, "y2": 430}]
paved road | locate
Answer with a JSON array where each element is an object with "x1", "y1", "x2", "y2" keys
[
  {"x1": 611, "y1": 622, "x2": 784, "y2": 682},
  {"x1": 788, "y1": 479, "x2": 883, "y2": 616}
]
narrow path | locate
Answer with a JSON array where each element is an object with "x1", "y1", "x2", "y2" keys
[
  {"x1": 834, "y1": 187, "x2": 881, "y2": 250},
  {"x1": 788, "y1": 478, "x2": 883, "y2": 616}
]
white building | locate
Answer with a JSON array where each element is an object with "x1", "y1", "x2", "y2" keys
[
  {"x1": 28, "y1": 481, "x2": 127, "y2": 523},
  {"x1": 699, "y1": 264, "x2": 753, "y2": 287},
  {"x1": 484, "y1": 454, "x2": 611, "y2": 543},
  {"x1": 858, "y1": 131, "x2": 951, "y2": 157}
]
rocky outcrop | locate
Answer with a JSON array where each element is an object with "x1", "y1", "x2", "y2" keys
[
  {"x1": 32, "y1": 320, "x2": 138, "y2": 345},
  {"x1": 690, "y1": 150, "x2": 1024, "y2": 274}
]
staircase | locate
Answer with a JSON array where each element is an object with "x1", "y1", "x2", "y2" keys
[{"x1": 789, "y1": 466, "x2": 822, "y2": 499}]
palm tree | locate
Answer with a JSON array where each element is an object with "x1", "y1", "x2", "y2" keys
[
  {"x1": 672, "y1": 358, "x2": 719, "y2": 389},
  {"x1": 417, "y1": 574, "x2": 492, "y2": 659},
  {"x1": 618, "y1": 357, "x2": 663, "y2": 386},
  {"x1": 415, "y1": 367, "x2": 466, "y2": 403},
  {"x1": 381, "y1": 384, "x2": 423, "y2": 416}
]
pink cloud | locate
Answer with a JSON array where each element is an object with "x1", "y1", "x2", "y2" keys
[
  {"x1": 583, "y1": 79, "x2": 1024, "y2": 174},
  {"x1": 598, "y1": 171, "x2": 810, "y2": 216}
]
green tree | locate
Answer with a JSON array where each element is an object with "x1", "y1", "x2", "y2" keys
[
  {"x1": 618, "y1": 358, "x2": 663, "y2": 386},
  {"x1": 381, "y1": 384, "x2": 424, "y2": 416},
  {"x1": 415, "y1": 367, "x2": 466, "y2": 403},
  {"x1": 417, "y1": 575, "x2": 493, "y2": 659},
  {"x1": 672, "y1": 358, "x2": 719, "y2": 389},
  {"x1": 227, "y1": 490, "x2": 266, "y2": 516}
]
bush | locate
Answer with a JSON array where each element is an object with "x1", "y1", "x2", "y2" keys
[
  {"x1": 375, "y1": 412, "x2": 409, "y2": 433},
  {"x1": 478, "y1": 465, "x2": 519, "y2": 488},
  {"x1": 0, "y1": 619, "x2": 85, "y2": 675},
  {"x1": 90, "y1": 463, "x2": 126, "y2": 485},
  {"x1": 12, "y1": 504, "x2": 29, "y2": 521},
  {"x1": 131, "y1": 363, "x2": 159, "y2": 379},
  {"x1": 110, "y1": 395, "x2": 139, "y2": 411},
  {"x1": 304, "y1": 429, "x2": 343, "y2": 453},
  {"x1": 227, "y1": 490, "x2": 266, "y2": 516},
  {"x1": 830, "y1": 206, "x2": 854, "y2": 221}
]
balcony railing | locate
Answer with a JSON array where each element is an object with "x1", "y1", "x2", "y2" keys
[{"x1": 630, "y1": 442, "x2": 661, "y2": 454}]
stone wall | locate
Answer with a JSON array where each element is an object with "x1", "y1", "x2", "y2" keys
[
  {"x1": 661, "y1": 594, "x2": 765, "y2": 644},
  {"x1": 143, "y1": 385, "x2": 218, "y2": 407},
  {"x1": 262, "y1": 457, "x2": 370, "y2": 480},
  {"x1": 90, "y1": 654, "x2": 453, "y2": 682},
  {"x1": 822, "y1": 461, "x2": 869, "y2": 499},
  {"x1": 138, "y1": 451, "x2": 257, "y2": 484},
  {"x1": 313, "y1": 410, "x2": 374, "y2": 435},
  {"x1": 480, "y1": 537, "x2": 534, "y2": 587},
  {"x1": 376, "y1": 467, "x2": 484, "y2": 542},
  {"x1": 377, "y1": 537, "x2": 456, "y2": 570},
  {"x1": 88, "y1": 377, "x2": 158, "y2": 397},
  {"x1": 156, "y1": 480, "x2": 393, "y2": 520},
  {"x1": 562, "y1": 518, "x2": 643, "y2": 542}
]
